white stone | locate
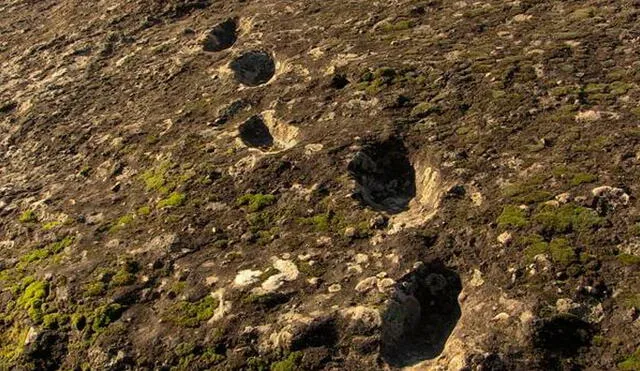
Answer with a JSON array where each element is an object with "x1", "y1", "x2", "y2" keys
[
  {"x1": 328, "y1": 284, "x2": 342, "y2": 293},
  {"x1": 234, "y1": 269, "x2": 262, "y2": 287},
  {"x1": 355, "y1": 277, "x2": 378, "y2": 293}
]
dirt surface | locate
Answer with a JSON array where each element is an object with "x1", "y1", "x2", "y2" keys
[{"x1": 2, "y1": 0, "x2": 640, "y2": 370}]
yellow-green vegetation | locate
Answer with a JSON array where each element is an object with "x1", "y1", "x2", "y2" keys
[
  {"x1": 502, "y1": 175, "x2": 552, "y2": 204},
  {"x1": 533, "y1": 203, "x2": 604, "y2": 234},
  {"x1": 298, "y1": 261, "x2": 326, "y2": 277},
  {"x1": 618, "y1": 348, "x2": 640, "y2": 370},
  {"x1": 237, "y1": 193, "x2": 276, "y2": 212},
  {"x1": 164, "y1": 295, "x2": 218, "y2": 327},
  {"x1": 618, "y1": 254, "x2": 640, "y2": 266},
  {"x1": 17, "y1": 278, "x2": 48, "y2": 323},
  {"x1": 358, "y1": 67, "x2": 401, "y2": 95},
  {"x1": 142, "y1": 162, "x2": 171, "y2": 193},
  {"x1": 141, "y1": 161, "x2": 193, "y2": 198},
  {"x1": 111, "y1": 260, "x2": 139, "y2": 287},
  {"x1": 111, "y1": 268, "x2": 135, "y2": 286},
  {"x1": 21, "y1": 247, "x2": 51, "y2": 263},
  {"x1": 137, "y1": 205, "x2": 152, "y2": 216},
  {"x1": 298, "y1": 213, "x2": 332, "y2": 232},
  {"x1": 42, "y1": 220, "x2": 63, "y2": 230},
  {"x1": 0, "y1": 324, "x2": 29, "y2": 366},
  {"x1": 380, "y1": 20, "x2": 414, "y2": 32},
  {"x1": 411, "y1": 102, "x2": 441, "y2": 118},
  {"x1": 78, "y1": 166, "x2": 91, "y2": 177},
  {"x1": 85, "y1": 282, "x2": 106, "y2": 297},
  {"x1": 110, "y1": 213, "x2": 135, "y2": 232},
  {"x1": 548, "y1": 238, "x2": 577, "y2": 266},
  {"x1": 521, "y1": 235, "x2": 549, "y2": 261},
  {"x1": 42, "y1": 313, "x2": 70, "y2": 330},
  {"x1": 18, "y1": 210, "x2": 37, "y2": 223},
  {"x1": 271, "y1": 351, "x2": 304, "y2": 371},
  {"x1": 170, "y1": 344, "x2": 225, "y2": 371},
  {"x1": 497, "y1": 205, "x2": 528, "y2": 229},
  {"x1": 570, "y1": 173, "x2": 598, "y2": 186},
  {"x1": 630, "y1": 223, "x2": 640, "y2": 236},
  {"x1": 71, "y1": 313, "x2": 87, "y2": 331},
  {"x1": 92, "y1": 303, "x2": 124, "y2": 332},
  {"x1": 619, "y1": 293, "x2": 640, "y2": 309},
  {"x1": 247, "y1": 356, "x2": 269, "y2": 370},
  {"x1": 158, "y1": 192, "x2": 186, "y2": 208},
  {"x1": 20, "y1": 236, "x2": 74, "y2": 264}
]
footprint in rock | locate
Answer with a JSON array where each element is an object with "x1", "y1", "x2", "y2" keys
[
  {"x1": 202, "y1": 18, "x2": 237, "y2": 52},
  {"x1": 230, "y1": 50, "x2": 276, "y2": 87}
]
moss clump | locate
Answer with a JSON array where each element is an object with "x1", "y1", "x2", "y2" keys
[
  {"x1": 71, "y1": 313, "x2": 87, "y2": 330},
  {"x1": 618, "y1": 348, "x2": 640, "y2": 371},
  {"x1": 298, "y1": 213, "x2": 332, "y2": 232},
  {"x1": 92, "y1": 303, "x2": 124, "y2": 332},
  {"x1": 549, "y1": 238, "x2": 577, "y2": 265},
  {"x1": 141, "y1": 162, "x2": 170, "y2": 193},
  {"x1": 497, "y1": 205, "x2": 528, "y2": 229},
  {"x1": 84, "y1": 282, "x2": 106, "y2": 297},
  {"x1": 175, "y1": 342, "x2": 196, "y2": 357},
  {"x1": 570, "y1": 173, "x2": 598, "y2": 186},
  {"x1": 42, "y1": 221, "x2": 63, "y2": 230},
  {"x1": 618, "y1": 254, "x2": 640, "y2": 265},
  {"x1": 411, "y1": 102, "x2": 441, "y2": 118},
  {"x1": 358, "y1": 67, "x2": 398, "y2": 94},
  {"x1": 380, "y1": 20, "x2": 415, "y2": 32},
  {"x1": 49, "y1": 236, "x2": 74, "y2": 254},
  {"x1": 164, "y1": 295, "x2": 218, "y2": 327},
  {"x1": 236, "y1": 194, "x2": 276, "y2": 212},
  {"x1": 111, "y1": 269, "x2": 135, "y2": 287},
  {"x1": 17, "y1": 279, "x2": 48, "y2": 323},
  {"x1": 21, "y1": 248, "x2": 51, "y2": 263},
  {"x1": 110, "y1": 213, "x2": 135, "y2": 232},
  {"x1": 247, "y1": 356, "x2": 269, "y2": 370},
  {"x1": 522, "y1": 235, "x2": 550, "y2": 261},
  {"x1": 18, "y1": 210, "x2": 37, "y2": 223},
  {"x1": 0, "y1": 324, "x2": 29, "y2": 366},
  {"x1": 298, "y1": 261, "x2": 326, "y2": 277},
  {"x1": 158, "y1": 192, "x2": 186, "y2": 208},
  {"x1": 200, "y1": 348, "x2": 225, "y2": 366},
  {"x1": 137, "y1": 205, "x2": 152, "y2": 216},
  {"x1": 42, "y1": 313, "x2": 70, "y2": 330},
  {"x1": 502, "y1": 175, "x2": 553, "y2": 204},
  {"x1": 271, "y1": 351, "x2": 304, "y2": 371},
  {"x1": 533, "y1": 204, "x2": 603, "y2": 234}
]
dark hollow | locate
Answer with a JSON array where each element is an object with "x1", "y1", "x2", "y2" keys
[
  {"x1": 239, "y1": 115, "x2": 274, "y2": 149},
  {"x1": 381, "y1": 262, "x2": 462, "y2": 367},
  {"x1": 230, "y1": 50, "x2": 276, "y2": 86},
  {"x1": 348, "y1": 138, "x2": 416, "y2": 214},
  {"x1": 202, "y1": 18, "x2": 237, "y2": 52}
]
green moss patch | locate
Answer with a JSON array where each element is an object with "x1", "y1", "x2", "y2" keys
[
  {"x1": 618, "y1": 348, "x2": 640, "y2": 370},
  {"x1": 18, "y1": 210, "x2": 37, "y2": 223},
  {"x1": 533, "y1": 203, "x2": 603, "y2": 234},
  {"x1": 158, "y1": 192, "x2": 186, "y2": 208},
  {"x1": 17, "y1": 279, "x2": 48, "y2": 323},
  {"x1": 617, "y1": 254, "x2": 640, "y2": 266},
  {"x1": 549, "y1": 238, "x2": 577, "y2": 266},
  {"x1": 237, "y1": 193, "x2": 276, "y2": 212},
  {"x1": 570, "y1": 173, "x2": 598, "y2": 186},
  {"x1": 271, "y1": 351, "x2": 304, "y2": 371},
  {"x1": 497, "y1": 205, "x2": 528, "y2": 229},
  {"x1": 92, "y1": 303, "x2": 124, "y2": 332},
  {"x1": 164, "y1": 295, "x2": 218, "y2": 327}
]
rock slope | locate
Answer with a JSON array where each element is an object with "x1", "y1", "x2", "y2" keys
[{"x1": 1, "y1": 0, "x2": 640, "y2": 370}]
